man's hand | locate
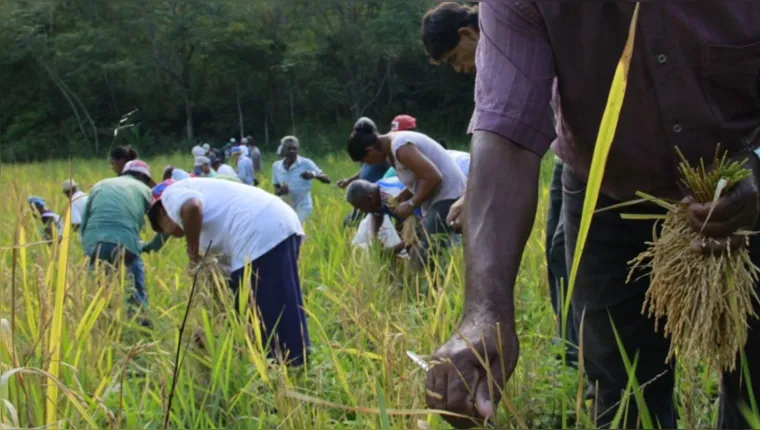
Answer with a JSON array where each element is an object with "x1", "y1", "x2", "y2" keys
[
  {"x1": 277, "y1": 184, "x2": 290, "y2": 196},
  {"x1": 301, "y1": 171, "x2": 315, "y2": 180},
  {"x1": 394, "y1": 201, "x2": 415, "y2": 219},
  {"x1": 426, "y1": 317, "x2": 519, "y2": 429},
  {"x1": 687, "y1": 156, "x2": 760, "y2": 255},
  {"x1": 337, "y1": 178, "x2": 351, "y2": 189},
  {"x1": 447, "y1": 196, "x2": 465, "y2": 233}
]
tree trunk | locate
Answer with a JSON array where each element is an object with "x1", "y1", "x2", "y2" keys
[
  {"x1": 289, "y1": 87, "x2": 296, "y2": 136},
  {"x1": 236, "y1": 80, "x2": 244, "y2": 139},
  {"x1": 184, "y1": 93, "x2": 194, "y2": 140},
  {"x1": 264, "y1": 103, "x2": 270, "y2": 146}
]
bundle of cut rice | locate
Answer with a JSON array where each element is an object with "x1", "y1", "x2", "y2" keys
[{"x1": 629, "y1": 147, "x2": 760, "y2": 371}]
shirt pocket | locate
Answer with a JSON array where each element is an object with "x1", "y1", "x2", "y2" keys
[{"x1": 700, "y1": 40, "x2": 760, "y2": 125}]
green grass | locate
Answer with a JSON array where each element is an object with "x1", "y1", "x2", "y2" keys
[{"x1": 0, "y1": 151, "x2": 735, "y2": 429}]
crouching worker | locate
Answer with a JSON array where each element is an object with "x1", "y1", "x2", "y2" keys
[
  {"x1": 346, "y1": 178, "x2": 409, "y2": 255},
  {"x1": 80, "y1": 160, "x2": 156, "y2": 327},
  {"x1": 147, "y1": 177, "x2": 310, "y2": 366}
]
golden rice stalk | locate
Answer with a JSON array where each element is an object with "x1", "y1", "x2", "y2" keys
[
  {"x1": 384, "y1": 195, "x2": 420, "y2": 247},
  {"x1": 629, "y1": 148, "x2": 760, "y2": 371}
]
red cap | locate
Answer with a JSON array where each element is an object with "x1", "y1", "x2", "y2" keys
[
  {"x1": 147, "y1": 179, "x2": 175, "y2": 232},
  {"x1": 391, "y1": 115, "x2": 417, "y2": 131}
]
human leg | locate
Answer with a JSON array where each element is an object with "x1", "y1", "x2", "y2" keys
[
  {"x1": 413, "y1": 199, "x2": 457, "y2": 269},
  {"x1": 249, "y1": 234, "x2": 310, "y2": 366},
  {"x1": 563, "y1": 168, "x2": 675, "y2": 429}
]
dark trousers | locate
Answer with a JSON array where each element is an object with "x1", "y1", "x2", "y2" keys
[
  {"x1": 563, "y1": 167, "x2": 760, "y2": 429},
  {"x1": 414, "y1": 198, "x2": 459, "y2": 269},
  {"x1": 88, "y1": 242, "x2": 147, "y2": 308},
  {"x1": 229, "y1": 234, "x2": 310, "y2": 366},
  {"x1": 546, "y1": 159, "x2": 579, "y2": 364}
]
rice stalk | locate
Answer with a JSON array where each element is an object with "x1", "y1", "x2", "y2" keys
[{"x1": 629, "y1": 147, "x2": 760, "y2": 371}]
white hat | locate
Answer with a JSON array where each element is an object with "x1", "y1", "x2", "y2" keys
[
  {"x1": 202, "y1": 143, "x2": 211, "y2": 151},
  {"x1": 122, "y1": 160, "x2": 153, "y2": 181},
  {"x1": 241, "y1": 138, "x2": 249, "y2": 145},
  {"x1": 172, "y1": 169, "x2": 191, "y2": 181},
  {"x1": 62, "y1": 179, "x2": 78, "y2": 192},
  {"x1": 191, "y1": 145, "x2": 206, "y2": 157},
  {"x1": 230, "y1": 138, "x2": 237, "y2": 144},
  {"x1": 194, "y1": 156, "x2": 210, "y2": 166}
]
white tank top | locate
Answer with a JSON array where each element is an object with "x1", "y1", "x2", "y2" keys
[{"x1": 390, "y1": 131, "x2": 466, "y2": 216}]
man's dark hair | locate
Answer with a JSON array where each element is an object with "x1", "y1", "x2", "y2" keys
[
  {"x1": 421, "y1": 2, "x2": 479, "y2": 62},
  {"x1": 346, "y1": 180, "x2": 378, "y2": 209},
  {"x1": 347, "y1": 118, "x2": 380, "y2": 162},
  {"x1": 110, "y1": 145, "x2": 138, "y2": 162},
  {"x1": 163, "y1": 166, "x2": 175, "y2": 181}
]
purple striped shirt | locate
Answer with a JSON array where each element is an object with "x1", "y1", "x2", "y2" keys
[{"x1": 471, "y1": 2, "x2": 760, "y2": 200}]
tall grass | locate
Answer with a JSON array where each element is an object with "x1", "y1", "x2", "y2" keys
[{"x1": 0, "y1": 147, "x2": 738, "y2": 429}]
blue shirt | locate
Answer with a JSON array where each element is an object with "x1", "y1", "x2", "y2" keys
[
  {"x1": 360, "y1": 162, "x2": 391, "y2": 183},
  {"x1": 373, "y1": 177, "x2": 421, "y2": 222},
  {"x1": 272, "y1": 156, "x2": 322, "y2": 202},
  {"x1": 237, "y1": 156, "x2": 255, "y2": 185}
]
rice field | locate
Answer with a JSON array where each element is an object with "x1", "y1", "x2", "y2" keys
[{"x1": 0, "y1": 151, "x2": 726, "y2": 429}]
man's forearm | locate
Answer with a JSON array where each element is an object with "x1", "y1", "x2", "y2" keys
[{"x1": 463, "y1": 131, "x2": 541, "y2": 322}]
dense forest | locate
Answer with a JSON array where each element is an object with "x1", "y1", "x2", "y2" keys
[{"x1": 0, "y1": 1, "x2": 476, "y2": 162}]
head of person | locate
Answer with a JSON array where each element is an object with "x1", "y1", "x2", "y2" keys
[
  {"x1": 109, "y1": 145, "x2": 138, "y2": 176},
  {"x1": 390, "y1": 114, "x2": 417, "y2": 132},
  {"x1": 347, "y1": 117, "x2": 386, "y2": 165},
  {"x1": 163, "y1": 165, "x2": 175, "y2": 181},
  {"x1": 210, "y1": 156, "x2": 222, "y2": 171},
  {"x1": 346, "y1": 180, "x2": 382, "y2": 213},
  {"x1": 147, "y1": 180, "x2": 184, "y2": 237},
  {"x1": 230, "y1": 146, "x2": 242, "y2": 162},
  {"x1": 246, "y1": 135, "x2": 255, "y2": 147},
  {"x1": 281, "y1": 136, "x2": 300, "y2": 162},
  {"x1": 28, "y1": 196, "x2": 47, "y2": 216},
  {"x1": 421, "y1": 2, "x2": 479, "y2": 74},
  {"x1": 62, "y1": 179, "x2": 79, "y2": 197},
  {"x1": 202, "y1": 143, "x2": 211, "y2": 153},
  {"x1": 121, "y1": 160, "x2": 156, "y2": 188},
  {"x1": 195, "y1": 156, "x2": 212, "y2": 175}
]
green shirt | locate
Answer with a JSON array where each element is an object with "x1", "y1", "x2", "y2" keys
[{"x1": 80, "y1": 176, "x2": 151, "y2": 256}]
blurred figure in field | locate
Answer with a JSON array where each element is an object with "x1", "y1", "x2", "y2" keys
[
  {"x1": 28, "y1": 196, "x2": 63, "y2": 242},
  {"x1": 245, "y1": 135, "x2": 263, "y2": 178},
  {"x1": 147, "y1": 178, "x2": 309, "y2": 366},
  {"x1": 193, "y1": 156, "x2": 217, "y2": 178},
  {"x1": 273, "y1": 136, "x2": 331, "y2": 223},
  {"x1": 109, "y1": 145, "x2": 138, "y2": 176},
  {"x1": 62, "y1": 179, "x2": 88, "y2": 231},
  {"x1": 80, "y1": 160, "x2": 156, "y2": 327},
  {"x1": 211, "y1": 155, "x2": 237, "y2": 177},
  {"x1": 233, "y1": 145, "x2": 255, "y2": 186}
]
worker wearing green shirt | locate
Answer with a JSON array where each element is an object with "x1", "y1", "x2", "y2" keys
[{"x1": 80, "y1": 160, "x2": 155, "y2": 322}]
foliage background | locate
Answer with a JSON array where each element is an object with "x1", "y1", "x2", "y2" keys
[{"x1": 0, "y1": 1, "x2": 477, "y2": 162}]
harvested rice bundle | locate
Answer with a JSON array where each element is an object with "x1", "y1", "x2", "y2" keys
[
  {"x1": 384, "y1": 194, "x2": 421, "y2": 247},
  {"x1": 628, "y1": 147, "x2": 760, "y2": 372}
]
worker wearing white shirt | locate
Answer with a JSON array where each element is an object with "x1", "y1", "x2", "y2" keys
[
  {"x1": 62, "y1": 179, "x2": 88, "y2": 231},
  {"x1": 147, "y1": 178, "x2": 310, "y2": 366},
  {"x1": 273, "y1": 136, "x2": 331, "y2": 223}
]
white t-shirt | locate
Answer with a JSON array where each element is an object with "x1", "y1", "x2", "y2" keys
[
  {"x1": 446, "y1": 150, "x2": 471, "y2": 178},
  {"x1": 159, "y1": 178, "x2": 303, "y2": 273},
  {"x1": 216, "y1": 164, "x2": 237, "y2": 177},
  {"x1": 390, "y1": 131, "x2": 466, "y2": 215},
  {"x1": 69, "y1": 190, "x2": 88, "y2": 225}
]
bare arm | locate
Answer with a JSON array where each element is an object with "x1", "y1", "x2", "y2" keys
[
  {"x1": 396, "y1": 188, "x2": 413, "y2": 203},
  {"x1": 395, "y1": 144, "x2": 442, "y2": 208},
  {"x1": 315, "y1": 172, "x2": 331, "y2": 184},
  {"x1": 427, "y1": 132, "x2": 541, "y2": 426},
  {"x1": 179, "y1": 198, "x2": 204, "y2": 263}
]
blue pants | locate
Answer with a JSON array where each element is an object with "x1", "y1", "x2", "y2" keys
[
  {"x1": 87, "y1": 242, "x2": 147, "y2": 307},
  {"x1": 229, "y1": 235, "x2": 310, "y2": 366},
  {"x1": 545, "y1": 159, "x2": 578, "y2": 364}
]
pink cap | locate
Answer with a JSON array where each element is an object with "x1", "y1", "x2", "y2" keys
[{"x1": 122, "y1": 160, "x2": 153, "y2": 181}]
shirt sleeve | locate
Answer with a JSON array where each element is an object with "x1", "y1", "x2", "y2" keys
[
  {"x1": 469, "y1": 2, "x2": 557, "y2": 155},
  {"x1": 307, "y1": 159, "x2": 322, "y2": 174},
  {"x1": 161, "y1": 186, "x2": 204, "y2": 228}
]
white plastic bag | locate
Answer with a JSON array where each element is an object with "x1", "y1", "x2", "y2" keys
[{"x1": 352, "y1": 214, "x2": 402, "y2": 250}]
